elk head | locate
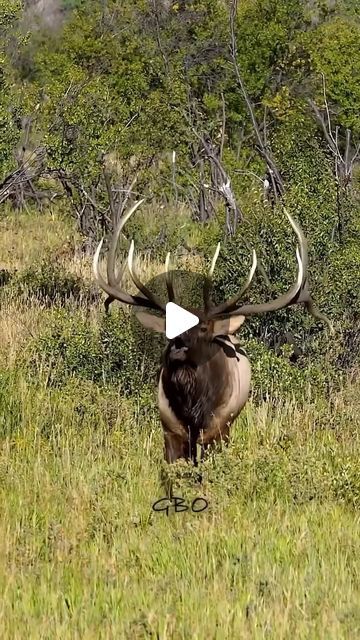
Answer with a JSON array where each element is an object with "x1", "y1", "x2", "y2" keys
[{"x1": 93, "y1": 201, "x2": 333, "y2": 465}]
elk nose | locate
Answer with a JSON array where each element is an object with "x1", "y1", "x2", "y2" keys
[
  {"x1": 174, "y1": 337, "x2": 184, "y2": 349},
  {"x1": 169, "y1": 337, "x2": 189, "y2": 362}
]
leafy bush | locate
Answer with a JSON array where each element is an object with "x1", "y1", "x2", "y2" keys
[
  {"x1": 30, "y1": 310, "x2": 103, "y2": 384},
  {"x1": 324, "y1": 242, "x2": 360, "y2": 318},
  {"x1": 98, "y1": 309, "x2": 162, "y2": 397},
  {"x1": 0, "y1": 268, "x2": 13, "y2": 287},
  {"x1": 123, "y1": 204, "x2": 199, "y2": 261},
  {"x1": 24, "y1": 307, "x2": 163, "y2": 403},
  {"x1": 245, "y1": 334, "x2": 349, "y2": 403},
  {"x1": 8, "y1": 259, "x2": 96, "y2": 306},
  {"x1": 22, "y1": 302, "x2": 348, "y2": 407}
]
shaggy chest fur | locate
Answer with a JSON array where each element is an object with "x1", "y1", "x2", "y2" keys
[
  {"x1": 161, "y1": 361, "x2": 226, "y2": 436},
  {"x1": 158, "y1": 337, "x2": 251, "y2": 455},
  {"x1": 160, "y1": 339, "x2": 240, "y2": 438}
]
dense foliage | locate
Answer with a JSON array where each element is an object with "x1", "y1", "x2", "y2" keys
[{"x1": 0, "y1": 0, "x2": 359, "y2": 396}]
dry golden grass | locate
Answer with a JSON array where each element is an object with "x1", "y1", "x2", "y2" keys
[
  {"x1": 0, "y1": 208, "x2": 78, "y2": 271},
  {"x1": 0, "y1": 300, "x2": 45, "y2": 368}
]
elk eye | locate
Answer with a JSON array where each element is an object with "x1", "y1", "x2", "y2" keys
[{"x1": 200, "y1": 326, "x2": 207, "y2": 334}]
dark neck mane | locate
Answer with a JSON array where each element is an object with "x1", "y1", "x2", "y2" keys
[{"x1": 162, "y1": 344, "x2": 229, "y2": 437}]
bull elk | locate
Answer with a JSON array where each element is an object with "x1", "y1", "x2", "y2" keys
[{"x1": 93, "y1": 201, "x2": 333, "y2": 464}]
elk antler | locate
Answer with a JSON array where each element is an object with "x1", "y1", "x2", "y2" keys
[
  {"x1": 94, "y1": 202, "x2": 333, "y2": 333},
  {"x1": 103, "y1": 200, "x2": 143, "y2": 311},
  {"x1": 204, "y1": 249, "x2": 258, "y2": 315},
  {"x1": 165, "y1": 252, "x2": 176, "y2": 302},
  {"x1": 207, "y1": 211, "x2": 334, "y2": 332},
  {"x1": 93, "y1": 200, "x2": 169, "y2": 313},
  {"x1": 203, "y1": 242, "x2": 221, "y2": 311}
]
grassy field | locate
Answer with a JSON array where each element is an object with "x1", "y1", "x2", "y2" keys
[{"x1": 0, "y1": 211, "x2": 359, "y2": 639}]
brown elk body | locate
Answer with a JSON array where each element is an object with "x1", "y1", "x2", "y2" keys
[
  {"x1": 93, "y1": 201, "x2": 333, "y2": 464},
  {"x1": 157, "y1": 324, "x2": 251, "y2": 463}
]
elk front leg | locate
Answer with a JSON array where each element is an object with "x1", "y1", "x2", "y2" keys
[
  {"x1": 198, "y1": 416, "x2": 231, "y2": 449},
  {"x1": 164, "y1": 427, "x2": 201, "y2": 464},
  {"x1": 161, "y1": 430, "x2": 189, "y2": 499},
  {"x1": 163, "y1": 430, "x2": 188, "y2": 463}
]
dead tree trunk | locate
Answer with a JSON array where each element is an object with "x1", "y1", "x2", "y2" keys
[
  {"x1": 308, "y1": 74, "x2": 360, "y2": 243},
  {"x1": 229, "y1": 0, "x2": 284, "y2": 204}
]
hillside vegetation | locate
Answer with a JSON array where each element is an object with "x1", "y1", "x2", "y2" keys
[{"x1": 0, "y1": 1, "x2": 359, "y2": 638}]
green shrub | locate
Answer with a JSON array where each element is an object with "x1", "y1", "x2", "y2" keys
[
  {"x1": 23, "y1": 303, "x2": 348, "y2": 408},
  {"x1": 25, "y1": 309, "x2": 103, "y2": 385},
  {"x1": 324, "y1": 242, "x2": 360, "y2": 318},
  {"x1": 123, "y1": 204, "x2": 199, "y2": 261},
  {"x1": 8, "y1": 259, "x2": 96, "y2": 306},
  {"x1": 0, "y1": 268, "x2": 13, "y2": 287},
  {"x1": 245, "y1": 339, "x2": 307, "y2": 401},
  {"x1": 24, "y1": 307, "x2": 163, "y2": 402},
  {"x1": 243, "y1": 337, "x2": 342, "y2": 403},
  {"x1": 98, "y1": 309, "x2": 162, "y2": 397}
]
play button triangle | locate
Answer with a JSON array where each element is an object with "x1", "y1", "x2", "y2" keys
[{"x1": 165, "y1": 302, "x2": 199, "y2": 340}]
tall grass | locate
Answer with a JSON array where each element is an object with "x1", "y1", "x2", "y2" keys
[
  {"x1": 0, "y1": 210, "x2": 359, "y2": 638},
  {"x1": 0, "y1": 371, "x2": 359, "y2": 638}
]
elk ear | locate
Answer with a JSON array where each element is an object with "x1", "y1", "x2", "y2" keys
[
  {"x1": 213, "y1": 315, "x2": 246, "y2": 336},
  {"x1": 135, "y1": 311, "x2": 166, "y2": 334}
]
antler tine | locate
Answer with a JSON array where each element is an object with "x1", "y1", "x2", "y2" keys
[
  {"x1": 128, "y1": 240, "x2": 166, "y2": 311},
  {"x1": 208, "y1": 249, "x2": 258, "y2": 316},
  {"x1": 104, "y1": 258, "x2": 129, "y2": 312},
  {"x1": 203, "y1": 242, "x2": 221, "y2": 311},
  {"x1": 302, "y1": 297, "x2": 335, "y2": 333},
  {"x1": 93, "y1": 239, "x2": 154, "y2": 309},
  {"x1": 165, "y1": 252, "x2": 175, "y2": 302},
  {"x1": 93, "y1": 200, "x2": 164, "y2": 312},
  {"x1": 104, "y1": 200, "x2": 145, "y2": 313},
  {"x1": 212, "y1": 211, "x2": 333, "y2": 331},
  {"x1": 284, "y1": 208, "x2": 308, "y2": 275},
  {"x1": 243, "y1": 249, "x2": 258, "y2": 292},
  {"x1": 106, "y1": 199, "x2": 145, "y2": 287},
  {"x1": 282, "y1": 209, "x2": 333, "y2": 331},
  {"x1": 216, "y1": 244, "x2": 304, "y2": 318},
  {"x1": 209, "y1": 242, "x2": 221, "y2": 277}
]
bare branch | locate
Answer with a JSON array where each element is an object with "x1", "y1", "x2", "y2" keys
[
  {"x1": 220, "y1": 92, "x2": 226, "y2": 161},
  {"x1": 350, "y1": 142, "x2": 360, "y2": 170},
  {"x1": 263, "y1": 105, "x2": 268, "y2": 148},
  {"x1": 234, "y1": 169, "x2": 265, "y2": 184},
  {"x1": 200, "y1": 134, "x2": 243, "y2": 232},
  {"x1": 308, "y1": 98, "x2": 338, "y2": 156},
  {"x1": 121, "y1": 173, "x2": 139, "y2": 216},
  {"x1": 345, "y1": 128, "x2": 351, "y2": 173},
  {"x1": 321, "y1": 72, "x2": 337, "y2": 148},
  {"x1": 150, "y1": 0, "x2": 169, "y2": 73},
  {"x1": 103, "y1": 167, "x2": 117, "y2": 227},
  {"x1": 229, "y1": 0, "x2": 284, "y2": 195}
]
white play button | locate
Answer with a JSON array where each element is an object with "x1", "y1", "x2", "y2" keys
[{"x1": 165, "y1": 302, "x2": 199, "y2": 340}]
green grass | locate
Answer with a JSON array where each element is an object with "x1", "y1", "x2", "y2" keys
[
  {"x1": 0, "y1": 210, "x2": 359, "y2": 638},
  {"x1": 0, "y1": 372, "x2": 359, "y2": 639}
]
